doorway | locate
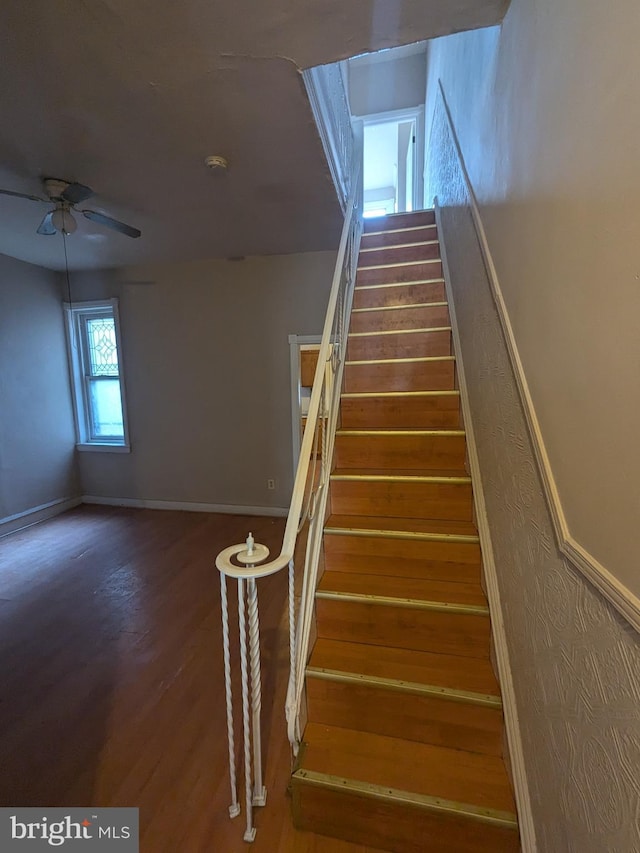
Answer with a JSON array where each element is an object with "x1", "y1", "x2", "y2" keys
[
  {"x1": 360, "y1": 107, "x2": 424, "y2": 217},
  {"x1": 288, "y1": 334, "x2": 335, "y2": 476}
]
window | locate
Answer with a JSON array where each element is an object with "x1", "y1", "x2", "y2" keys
[{"x1": 64, "y1": 299, "x2": 130, "y2": 451}]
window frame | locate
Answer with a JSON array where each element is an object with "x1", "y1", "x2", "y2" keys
[{"x1": 63, "y1": 298, "x2": 131, "y2": 452}]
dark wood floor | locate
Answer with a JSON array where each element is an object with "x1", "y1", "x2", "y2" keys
[{"x1": 0, "y1": 506, "x2": 380, "y2": 852}]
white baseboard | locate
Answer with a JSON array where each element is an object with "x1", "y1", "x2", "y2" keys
[
  {"x1": 436, "y1": 201, "x2": 538, "y2": 852},
  {"x1": 0, "y1": 496, "x2": 83, "y2": 539},
  {"x1": 81, "y1": 495, "x2": 289, "y2": 517},
  {"x1": 436, "y1": 80, "x2": 640, "y2": 633}
]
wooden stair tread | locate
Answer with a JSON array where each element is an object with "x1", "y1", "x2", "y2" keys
[
  {"x1": 341, "y1": 390, "x2": 460, "y2": 399},
  {"x1": 352, "y1": 301, "x2": 447, "y2": 312},
  {"x1": 308, "y1": 638, "x2": 500, "y2": 696},
  {"x1": 361, "y1": 237, "x2": 439, "y2": 245},
  {"x1": 360, "y1": 227, "x2": 438, "y2": 250},
  {"x1": 299, "y1": 723, "x2": 516, "y2": 815},
  {"x1": 336, "y1": 428, "x2": 464, "y2": 434},
  {"x1": 318, "y1": 571, "x2": 487, "y2": 609},
  {"x1": 354, "y1": 279, "x2": 445, "y2": 292},
  {"x1": 358, "y1": 245, "x2": 441, "y2": 269},
  {"x1": 363, "y1": 210, "x2": 436, "y2": 233},
  {"x1": 356, "y1": 258, "x2": 440, "y2": 270},
  {"x1": 341, "y1": 389, "x2": 459, "y2": 396},
  {"x1": 345, "y1": 355, "x2": 454, "y2": 364},
  {"x1": 325, "y1": 514, "x2": 477, "y2": 538},
  {"x1": 349, "y1": 325, "x2": 451, "y2": 336},
  {"x1": 331, "y1": 467, "x2": 470, "y2": 479}
]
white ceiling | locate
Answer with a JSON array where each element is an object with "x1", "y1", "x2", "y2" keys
[{"x1": 0, "y1": 0, "x2": 509, "y2": 270}]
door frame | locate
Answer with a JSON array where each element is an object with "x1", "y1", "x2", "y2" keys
[
  {"x1": 289, "y1": 334, "x2": 322, "y2": 477},
  {"x1": 355, "y1": 105, "x2": 425, "y2": 213}
]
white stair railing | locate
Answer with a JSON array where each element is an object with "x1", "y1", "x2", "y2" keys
[{"x1": 215, "y1": 157, "x2": 362, "y2": 841}]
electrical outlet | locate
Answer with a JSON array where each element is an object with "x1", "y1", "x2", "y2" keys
[{"x1": 267, "y1": 478, "x2": 276, "y2": 490}]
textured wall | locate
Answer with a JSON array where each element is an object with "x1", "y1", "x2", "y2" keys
[
  {"x1": 0, "y1": 253, "x2": 78, "y2": 526},
  {"x1": 304, "y1": 61, "x2": 355, "y2": 210},
  {"x1": 429, "y1": 96, "x2": 640, "y2": 853},
  {"x1": 348, "y1": 51, "x2": 426, "y2": 117}
]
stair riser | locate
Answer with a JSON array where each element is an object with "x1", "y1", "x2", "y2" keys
[
  {"x1": 306, "y1": 679, "x2": 503, "y2": 755},
  {"x1": 324, "y1": 535, "x2": 481, "y2": 579},
  {"x1": 361, "y1": 225, "x2": 438, "y2": 249},
  {"x1": 363, "y1": 210, "x2": 436, "y2": 232},
  {"x1": 359, "y1": 242, "x2": 440, "y2": 268},
  {"x1": 340, "y1": 395, "x2": 460, "y2": 429},
  {"x1": 350, "y1": 304, "x2": 450, "y2": 334},
  {"x1": 316, "y1": 599, "x2": 490, "y2": 658},
  {"x1": 347, "y1": 329, "x2": 451, "y2": 361},
  {"x1": 292, "y1": 784, "x2": 519, "y2": 853},
  {"x1": 353, "y1": 280, "x2": 445, "y2": 309},
  {"x1": 356, "y1": 261, "x2": 442, "y2": 286},
  {"x1": 334, "y1": 433, "x2": 467, "y2": 471},
  {"x1": 343, "y1": 359, "x2": 455, "y2": 392},
  {"x1": 329, "y1": 479, "x2": 473, "y2": 521}
]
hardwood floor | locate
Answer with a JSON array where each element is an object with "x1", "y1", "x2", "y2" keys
[{"x1": 0, "y1": 506, "x2": 380, "y2": 852}]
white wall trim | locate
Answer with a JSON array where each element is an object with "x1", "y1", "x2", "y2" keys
[
  {"x1": 82, "y1": 495, "x2": 288, "y2": 517},
  {"x1": 435, "y1": 79, "x2": 640, "y2": 633},
  {"x1": 0, "y1": 496, "x2": 82, "y2": 539},
  {"x1": 360, "y1": 105, "x2": 425, "y2": 126},
  {"x1": 359, "y1": 105, "x2": 426, "y2": 213},
  {"x1": 435, "y1": 201, "x2": 537, "y2": 852}
]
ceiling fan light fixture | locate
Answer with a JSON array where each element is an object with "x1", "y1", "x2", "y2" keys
[
  {"x1": 52, "y1": 207, "x2": 77, "y2": 235},
  {"x1": 0, "y1": 176, "x2": 140, "y2": 239}
]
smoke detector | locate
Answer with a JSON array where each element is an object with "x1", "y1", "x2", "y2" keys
[{"x1": 205, "y1": 155, "x2": 228, "y2": 171}]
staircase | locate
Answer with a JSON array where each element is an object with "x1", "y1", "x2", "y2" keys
[{"x1": 291, "y1": 210, "x2": 520, "y2": 852}]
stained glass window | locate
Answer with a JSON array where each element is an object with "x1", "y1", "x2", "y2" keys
[
  {"x1": 86, "y1": 317, "x2": 119, "y2": 376},
  {"x1": 64, "y1": 300, "x2": 129, "y2": 448}
]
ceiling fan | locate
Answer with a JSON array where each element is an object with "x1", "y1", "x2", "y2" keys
[{"x1": 0, "y1": 177, "x2": 141, "y2": 239}]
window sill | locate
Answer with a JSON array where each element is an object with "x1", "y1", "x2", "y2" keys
[{"x1": 76, "y1": 443, "x2": 131, "y2": 454}]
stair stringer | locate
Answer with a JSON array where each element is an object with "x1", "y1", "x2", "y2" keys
[{"x1": 435, "y1": 199, "x2": 536, "y2": 852}]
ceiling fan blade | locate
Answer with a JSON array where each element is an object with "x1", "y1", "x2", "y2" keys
[
  {"x1": 82, "y1": 209, "x2": 141, "y2": 239},
  {"x1": 61, "y1": 182, "x2": 93, "y2": 205},
  {"x1": 36, "y1": 211, "x2": 57, "y2": 236},
  {"x1": 0, "y1": 188, "x2": 46, "y2": 203}
]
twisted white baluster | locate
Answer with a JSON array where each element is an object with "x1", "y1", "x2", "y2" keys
[
  {"x1": 247, "y1": 577, "x2": 267, "y2": 806},
  {"x1": 285, "y1": 558, "x2": 298, "y2": 754},
  {"x1": 237, "y1": 579, "x2": 256, "y2": 842},
  {"x1": 322, "y1": 392, "x2": 329, "y2": 476},
  {"x1": 220, "y1": 573, "x2": 240, "y2": 818}
]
